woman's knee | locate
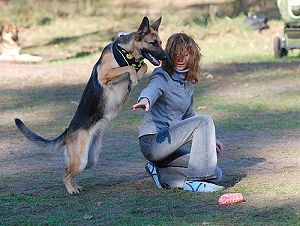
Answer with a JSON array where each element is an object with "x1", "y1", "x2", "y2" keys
[
  {"x1": 201, "y1": 114, "x2": 214, "y2": 124},
  {"x1": 193, "y1": 114, "x2": 214, "y2": 128}
]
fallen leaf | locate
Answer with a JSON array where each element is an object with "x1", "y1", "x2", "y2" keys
[
  {"x1": 97, "y1": 201, "x2": 103, "y2": 206},
  {"x1": 84, "y1": 213, "x2": 93, "y2": 220}
]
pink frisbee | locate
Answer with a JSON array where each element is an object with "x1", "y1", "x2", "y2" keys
[{"x1": 218, "y1": 193, "x2": 245, "y2": 206}]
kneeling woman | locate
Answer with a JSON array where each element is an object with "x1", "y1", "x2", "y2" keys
[{"x1": 132, "y1": 33, "x2": 224, "y2": 192}]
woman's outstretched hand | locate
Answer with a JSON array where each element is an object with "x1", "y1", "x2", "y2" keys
[
  {"x1": 132, "y1": 98, "x2": 150, "y2": 112},
  {"x1": 216, "y1": 139, "x2": 224, "y2": 155}
]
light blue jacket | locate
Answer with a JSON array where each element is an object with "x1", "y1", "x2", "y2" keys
[{"x1": 138, "y1": 67, "x2": 195, "y2": 137}]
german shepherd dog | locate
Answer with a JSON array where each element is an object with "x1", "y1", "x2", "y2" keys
[
  {"x1": 0, "y1": 23, "x2": 42, "y2": 62},
  {"x1": 15, "y1": 17, "x2": 168, "y2": 195},
  {"x1": 0, "y1": 23, "x2": 21, "y2": 56}
]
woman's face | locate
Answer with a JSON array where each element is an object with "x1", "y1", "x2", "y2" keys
[{"x1": 174, "y1": 51, "x2": 190, "y2": 71}]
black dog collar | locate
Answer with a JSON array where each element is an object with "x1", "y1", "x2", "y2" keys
[{"x1": 112, "y1": 41, "x2": 144, "y2": 72}]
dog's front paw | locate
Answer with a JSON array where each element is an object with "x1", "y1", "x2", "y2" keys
[
  {"x1": 67, "y1": 186, "x2": 82, "y2": 195},
  {"x1": 67, "y1": 188, "x2": 78, "y2": 195},
  {"x1": 65, "y1": 179, "x2": 83, "y2": 195}
]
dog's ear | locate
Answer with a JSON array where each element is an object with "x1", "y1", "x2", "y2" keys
[
  {"x1": 150, "y1": 17, "x2": 162, "y2": 31},
  {"x1": 137, "y1": 16, "x2": 150, "y2": 38}
]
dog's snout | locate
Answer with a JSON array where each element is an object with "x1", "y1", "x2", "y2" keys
[
  {"x1": 162, "y1": 52, "x2": 169, "y2": 61},
  {"x1": 12, "y1": 35, "x2": 18, "y2": 42}
]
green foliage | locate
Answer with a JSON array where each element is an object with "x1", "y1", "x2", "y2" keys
[
  {"x1": 1, "y1": 0, "x2": 32, "y2": 24},
  {"x1": 193, "y1": 15, "x2": 210, "y2": 27},
  {"x1": 0, "y1": 0, "x2": 115, "y2": 27},
  {"x1": 36, "y1": 16, "x2": 53, "y2": 26}
]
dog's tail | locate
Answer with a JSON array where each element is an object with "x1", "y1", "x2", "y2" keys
[{"x1": 14, "y1": 118, "x2": 67, "y2": 151}]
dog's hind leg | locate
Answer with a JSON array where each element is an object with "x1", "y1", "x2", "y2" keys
[
  {"x1": 64, "y1": 130, "x2": 90, "y2": 195},
  {"x1": 85, "y1": 118, "x2": 108, "y2": 169},
  {"x1": 85, "y1": 134, "x2": 103, "y2": 169}
]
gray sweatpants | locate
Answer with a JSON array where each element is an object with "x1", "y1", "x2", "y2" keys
[{"x1": 139, "y1": 115, "x2": 222, "y2": 188}]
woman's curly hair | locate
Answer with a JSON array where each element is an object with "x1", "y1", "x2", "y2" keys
[{"x1": 162, "y1": 33, "x2": 202, "y2": 83}]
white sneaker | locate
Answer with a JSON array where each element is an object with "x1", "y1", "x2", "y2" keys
[
  {"x1": 183, "y1": 181, "x2": 224, "y2": 192},
  {"x1": 145, "y1": 162, "x2": 163, "y2": 189}
]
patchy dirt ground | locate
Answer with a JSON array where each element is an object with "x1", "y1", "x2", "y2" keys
[{"x1": 1, "y1": 61, "x2": 300, "y2": 212}]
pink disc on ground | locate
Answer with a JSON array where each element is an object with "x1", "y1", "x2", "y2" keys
[{"x1": 218, "y1": 193, "x2": 245, "y2": 206}]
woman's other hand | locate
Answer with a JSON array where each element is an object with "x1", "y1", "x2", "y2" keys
[
  {"x1": 216, "y1": 139, "x2": 224, "y2": 155},
  {"x1": 132, "y1": 98, "x2": 150, "y2": 112}
]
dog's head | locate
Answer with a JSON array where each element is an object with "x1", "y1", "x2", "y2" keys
[
  {"x1": 134, "y1": 17, "x2": 168, "y2": 66},
  {"x1": 1, "y1": 23, "x2": 19, "y2": 44}
]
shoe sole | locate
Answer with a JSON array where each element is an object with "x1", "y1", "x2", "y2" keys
[{"x1": 183, "y1": 182, "x2": 224, "y2": 192}]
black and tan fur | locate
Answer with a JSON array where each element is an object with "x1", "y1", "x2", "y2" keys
[
  {"x1": 15, "y1": 17, "x2": 167, "y2": 195},
  {"x1": 0, "y1": 23, "x2": 20, "y2": 56},
  {"x1": 0, "y1": 23, "x2": 42, "y2": 62}
]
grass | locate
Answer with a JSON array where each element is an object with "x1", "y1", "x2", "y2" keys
[
  {"x1": 2, "y1": 184, "x2": 299, "y2": 225},
  {"x1": 1, "y1": 1, "x2": 300, "y2": 225}
]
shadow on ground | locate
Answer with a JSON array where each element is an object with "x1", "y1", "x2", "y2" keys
[
  {"x1": 1, "y1": 60, "x2": 300, "y2": 194},
  {"x1": 204, "y1": 61, "x2": 300, "y2": 77}
]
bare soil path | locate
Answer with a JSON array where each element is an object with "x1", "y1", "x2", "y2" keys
[{"x1": 1, "y1": 61, "x2": 300, "y2": 211}]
